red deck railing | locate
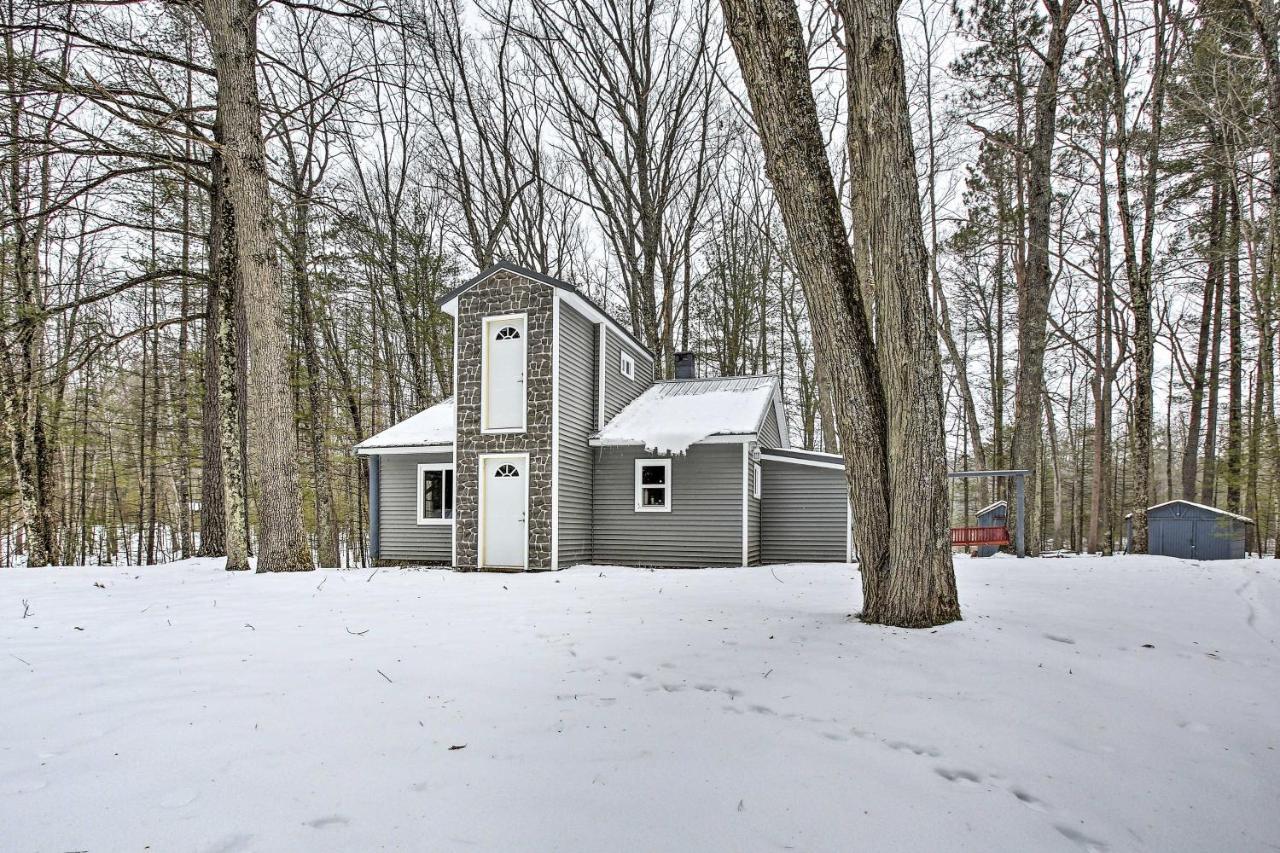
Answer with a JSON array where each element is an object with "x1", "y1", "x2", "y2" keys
[{"x1": 950, "y1": 526, "x2": 1011, "y2": 547}]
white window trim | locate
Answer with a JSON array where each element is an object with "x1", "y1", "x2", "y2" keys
[
  {"x1": 634, "y1": 458, "x2": 672, "y2": 513},
  {"x1": 480, "y1": 312, "x2": 528, "y2": 435},
  {"x1": 753, "y1": 462, "x2": 762, "y2": 500},
  {"x1": 619, "y1": 350, "x2": 635, "y2": 380},
  {"x1": 416, "y1": 462, "x2": 455, "y2": 526}
]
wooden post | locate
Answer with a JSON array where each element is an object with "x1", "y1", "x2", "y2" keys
[{"x1": 1015, "y1": 473, "x2": 1026, "y2": 558}]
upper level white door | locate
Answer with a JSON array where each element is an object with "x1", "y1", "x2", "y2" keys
[{"x1": 483, "y1": 314, "x2": 526, "y2": 432}]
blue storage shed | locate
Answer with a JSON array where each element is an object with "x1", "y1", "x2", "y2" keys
[
  {"x1": 974, "y1": 500, "x2": 1007, "y2": 557},
  {"x1": 1127, "y1": 500, "x2": 1253, "y2": 560}
]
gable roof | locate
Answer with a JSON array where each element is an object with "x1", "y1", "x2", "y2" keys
[
  {"x1": 355, "y1": 397, "x2": 454, "y2": 453},
  {"x1": 591, "y1": 375, "x2": 787, "y2": 454},
  {"x1": 437, "y1": 260, "x2": 654, "y2": 360},
  {"x1": 1144, "y1": 499, "x2": 1254, "y2": 524}
]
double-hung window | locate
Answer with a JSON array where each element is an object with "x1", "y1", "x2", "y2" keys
[
  {"x1": 620, "y1": 350, "x2": 635, "y2": 380},
  {"x1": 417, "y1": 463, "x2": 454, "y2": 524},
  {"x1": 635, "y1": 459, "x2": 671, "y2": 512}
]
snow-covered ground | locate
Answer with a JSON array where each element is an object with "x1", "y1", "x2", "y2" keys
[{"x1": 2, "y1": 555, "x2": 1277, "y2": 852}]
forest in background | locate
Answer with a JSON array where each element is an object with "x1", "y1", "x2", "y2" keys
[{"x1": 2, "y1": 0, "x2": 1277, "y2": 567}]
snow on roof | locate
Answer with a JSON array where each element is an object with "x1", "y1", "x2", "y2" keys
[
  {"x1": 976, "y1": 500, "x2": 1007, "y2": 516},
  {"x1": 1144, "y1": 499, "x2": 1254, "y2": 524},
  {"x1": 355, "y1": 398, "x2": 454, "y2": 451},
  {"x1": 593, "y1": 376, "x2": 778, "y2": 455}
]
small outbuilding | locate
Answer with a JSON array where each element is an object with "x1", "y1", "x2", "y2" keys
[
  {"x1": 1127, "y1": 500, "x2": 1254, "y2": 560},
  {"x1": 973, "y1": 501, "x2": 1008, "y2": 557}
]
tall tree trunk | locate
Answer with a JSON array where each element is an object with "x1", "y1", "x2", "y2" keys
[
  {"x1": 840, "y1": 0, "x2": 959, "y2": 623},
  {"x1": 1182, "y1": 185, "x2": 1224, "y2": 499},
  {"x1": 1101, "y1": 0, "x2": 1169, "y2": 551},
  {"x1": 1202, "y1": 262, "x2": 1225, "y2": 506},
  {"x1": 203, "y1": 0, "x2": 313, "y2": 572},
  {"x1": 211, "y1": 146, "x2": 250, "y2": 571},
  {"x1": 1226, "y1": 186, "x2": 1244, "y2": 513},
  {"x1": 292, "y1": 199, "x2": 339, "y2": 568},
  {"x1": 1009, "y1": 0, "x2": 1081, "y2": 556},
  {"x1": 720, "y1": 0, "x2": 959, "y2": 627},
  {"x1": 197, "y1": 234, "x2": 227, "y2": 557}
]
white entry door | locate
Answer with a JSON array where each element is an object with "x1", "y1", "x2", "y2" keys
[
  {"x1": 480, "y1": 455, "x2": 527, "y2": 569},
  {"x1": 483, "y1": 314, "x2": 526, "y2": 432}
]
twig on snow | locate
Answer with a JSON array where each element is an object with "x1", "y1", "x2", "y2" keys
[
  {"x1": 21, "y1": 599, "x2": 32, "y2": 618},
  {"x1": 448, "y1": 744, "x2": 467, "y2": 750},
  {"x1": 11, "y1": 654, "x2": 31, "y2": 666},
  {"x1": 316, "y1": 576, "x2": 327, "y2": 591},
  {"x1": 769, "y1": 567, "x2": 784, "y2": 583},
  {"x1": 346, "y1": 627, "x2": 369, "y2": 636},
  {"x1": 367, "y1": 568, "x2": 380, "y2": 583},
  {"x1": 377, "y1": 669, "x2": 393, "y2": 683}
]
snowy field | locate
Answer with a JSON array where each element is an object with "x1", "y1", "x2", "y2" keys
[{"x1": 2, "y1": 555, "x2": 1277, "y2": 852}]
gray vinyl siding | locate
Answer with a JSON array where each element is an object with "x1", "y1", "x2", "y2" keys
[
  {"x1": 557, "y1": 301, "x2": 596, "y2": 567},
  {"x1": 760, "y1": 459, "x2": 848, "y2": 563},
  {"x1": 592, "y1": 444, "x2": 744, "y2": 567},
  {"x1": 377, "y1": 451, "x2": 454, "y2": 563},
  {"x1": 758, "y1": 405, "x2": 782, "y2": 448},
  {"x1": 602, "y1": 328, "x2": 654, "y2": 422}
]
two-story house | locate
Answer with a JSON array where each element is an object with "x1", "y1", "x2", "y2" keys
[{"x1": 355, "y1": 261, "x2": 854, "y2": 570}]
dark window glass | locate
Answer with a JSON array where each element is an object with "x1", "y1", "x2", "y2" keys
[
  {"x1": 640, "y1": 465, "x2": 666, "y2": 486},
  {"x1": 641, "y1": 487, "x2": 666, "y2": 507},
  {"x1": 422, "y1": 468, "x2": 454, "y2": 520}
]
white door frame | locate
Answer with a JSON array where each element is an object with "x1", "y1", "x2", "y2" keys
[
  {"x1": 477, "y1": 452, "x2": 530, "y2": 570},
  {"x1": 480, "y1": 312, "x2": 528, "y2": 434}
]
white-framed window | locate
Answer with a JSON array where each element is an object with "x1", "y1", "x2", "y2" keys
[
  {"x1": 753, "y1": 462, "x2": 762, "y2": 500},
  {"x1": 635, "y1": 458, "x2": 671, "y2": 512},
  {"x1": 619, "y1": 350, "x2": 635, "y2": 380},
  {"x1": 417, "y1": 463, "x2": 455, "y2": 524}
]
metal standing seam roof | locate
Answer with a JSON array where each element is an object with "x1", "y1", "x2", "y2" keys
[{"x1": 591, "y1": 375, "x2": 786, "y2": 452}]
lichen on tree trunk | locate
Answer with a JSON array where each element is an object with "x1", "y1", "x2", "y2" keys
[{"x1": 203, "y1": 0, "x2": 312, "y2": 572}]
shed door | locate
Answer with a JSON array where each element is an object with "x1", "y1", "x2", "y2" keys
[
  {"x1": 483, "y1": 316, "x2": 526, "y2": 431},
  {"x1": 1155, "y1": 518, "x2": 1195, "y2": 559}
]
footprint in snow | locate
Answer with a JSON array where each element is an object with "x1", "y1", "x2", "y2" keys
[
  {"x1": 886, "y1": 740, "x2": 941, "y2": 758},
  {"x1": 934, "y1": 767, "x2": 983, "y2": 785},
  {"x1": 1054, "y1": 823, "x2": 1108, "y2": 852},
  {"x1": 1010, "y1": 787, "x2": 1048, "y2": 813}
]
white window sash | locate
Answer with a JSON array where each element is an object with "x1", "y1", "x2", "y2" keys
[
  {"x1": 634, "y1": 458, "x2": 672, "y2": 513},
  {"x1": 417, "y1": 463, "x2": 455, "y2": 525}
]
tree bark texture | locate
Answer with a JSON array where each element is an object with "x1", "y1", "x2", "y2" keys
[
  {"x1": 720, "y1": 0, "x2": 959, "y2": 627},
  {"x1": 203, "y1": 0, "x2": 313, "y2": 571},
  {"x1": 839, "y1": 0, "x2": 960, "y2": 623}
]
